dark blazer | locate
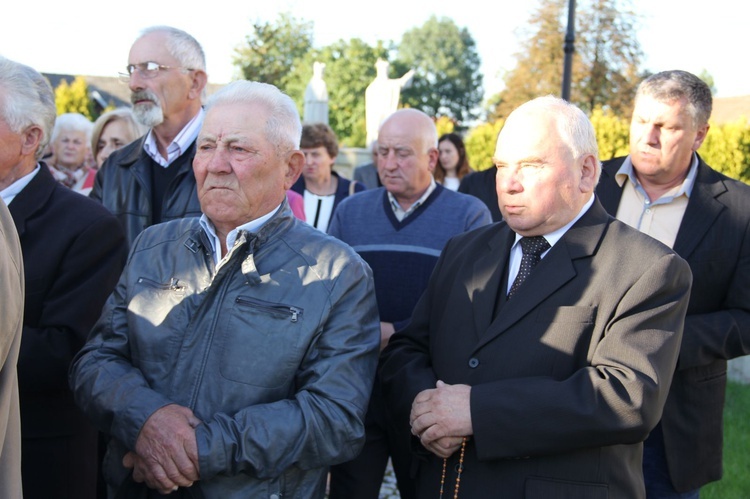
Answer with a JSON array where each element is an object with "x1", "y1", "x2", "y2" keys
[
  {"x1": 597, "y1": 156, "x2": 750, "y2": 491},
  {"x1": 458, "y1": 167, "x2": 502, "y2": 222},
  {"x1": 380, "y1": 200, "x2": 692, "y2": 498},
  {"x1": 291, "y1": 171, "x2": 365, "y2": 231},
  {"x1": 8, "y1": 164, "x2": 127, "y2": 499}
]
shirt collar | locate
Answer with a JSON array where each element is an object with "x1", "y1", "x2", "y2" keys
[
  {"x1": 199, "y1": 202, "x2": 282, "y2": 266},
  {"x1": 144, "y1": 108, "x2": 205, "y2": 167},
  {"x1": 0, "y1": 164, "x2": 41, "y2": 205},
  {"x1": 387, "y1": 177, "x2": 437, "y2": 219},
  {"x1": 615, "y1": 153, "x2": 699, "y2": 200}
]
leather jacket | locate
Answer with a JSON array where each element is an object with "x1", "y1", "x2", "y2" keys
[
  {"x1": 70, "y1": 203, "x2": 381, "y2": 498},
  {"x1": 89, "y1": 136, "x2": 202, "y2": 247}
]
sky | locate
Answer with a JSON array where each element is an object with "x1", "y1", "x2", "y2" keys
[{"x1": 1, "y1": 0, "x2": 745, "y2": 102}]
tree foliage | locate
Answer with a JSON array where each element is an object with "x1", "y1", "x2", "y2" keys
[
  {"x1": 492, "y1": 0, "x2": 568, "y2": 120},
  {"x1": 576, "y1": 0, "x2": 642, "y2": 114},
  {"x1": 232, "y1": 13, "x2": 313, "y2": 90},
  {"x1": 491, "y1": 0, "x2": 642, "y2": 120},
  {"x1": 702, "y1": 118, "x2": 750, "y2": 183},
  {"x1": 396, "y1": 16, "x2": 484, "y2": 124},
  {"x1": 699, "y1": 69, "x2": 718, "y2": 96},
  {"x1": 465, "y1": 120, "x2": 504, "y2": 171},
  {"x1": 54, "y1": 76, "x2": 95, "y2": 119}
]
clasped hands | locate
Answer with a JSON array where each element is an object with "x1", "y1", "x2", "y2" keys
[
  {"x1": 123, "y1": 404, "x2": 202, "y2": 495},
  {"x1": 409, "y1": 381, "x2": 472, "y2": 458}
]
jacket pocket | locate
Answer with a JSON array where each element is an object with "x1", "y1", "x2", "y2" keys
[{"x1": 219, "y1": 296, "x2": 306, "y2": 388}]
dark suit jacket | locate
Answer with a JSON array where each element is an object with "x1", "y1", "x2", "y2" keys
[
  {"x1": 597, "y1": 156, "x2": 750, "y2": 491},
  {"x1": 8, "y1": 164, "x2": 127, "y2": 499},
  {"x1": 380, "y1": 200, "x2": 692, "y2": 498},
  {"x1": 458, "y1": 167, "x2": 502, "y2": 222}
]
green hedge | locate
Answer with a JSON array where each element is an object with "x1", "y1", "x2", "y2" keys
[{"x1": 465, "y1": 109, "x2": 750, "y2": 184}]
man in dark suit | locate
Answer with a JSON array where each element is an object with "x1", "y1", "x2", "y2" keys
[
  {"x1": 0, "y1": 56, "x2": 127, "y2": 499},
  {"x1": 380, "y1": 95, "x2": 692, "y2": 498},
  {"x1": 596, "y1": 70, "x2": 750, "y2": 498},
  {"x1": 458, "y1": 167, "x2": 502, "y2": 222}
]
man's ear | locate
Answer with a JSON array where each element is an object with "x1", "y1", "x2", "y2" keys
[
  {"x1": 22, "y1": 126, "x2": 43, "y2": 157},
  {"x1": 427, "y1": 147, "x2": 438, "y2": 173},
  {"x1": 283, "y1": 150, "x2": 305, "y2": 190},
  {"x1": 692, "y1": 123, "x2": 710, "y2": 151},
  {"x1": 189, "y1": 70, "x2": 208, "y2": 101},
  {"x1": 579, "y1": 153, "x2": 599, "y2": 193}
]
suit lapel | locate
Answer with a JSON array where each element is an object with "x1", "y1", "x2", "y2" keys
[
  {"x1": 597, "y1": 158, "x2": 626, "y2": 216},
  {"x1": 474, "y1": 200, "x2": 610, "y2": 352},
  {"x1": 470, "y1": 226, "x2": 514, "y2": 337},
  {"x1": 7, "y1": 164, "x2": 57, "y2": 238},
  {"x1": 673, "y1": 159, "x2": 726, "y2": 259}
]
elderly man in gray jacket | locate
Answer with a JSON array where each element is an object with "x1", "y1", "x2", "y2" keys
[{"x1": 71, "y1": 81, "x2": 381, "y2": 499}]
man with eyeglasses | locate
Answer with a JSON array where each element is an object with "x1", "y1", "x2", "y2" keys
[{"x1": 90, "y1": 25, "x2": 208, "y2": 247}]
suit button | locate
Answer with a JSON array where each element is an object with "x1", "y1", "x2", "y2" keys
[{"x1": 468, "y1": 358, "x2": 479, "y2": 368}]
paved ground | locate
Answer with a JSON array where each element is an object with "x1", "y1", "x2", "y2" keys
[{"x1": 379, "y1": 460, "x2": 400, "y2": 498}]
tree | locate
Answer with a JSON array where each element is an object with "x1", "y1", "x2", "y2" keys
[
  {"x1": 699, "y1": 69, "x2": 717, "y2": 96},
  {"x1": 54, "y1": 76, "x2": 95, "y2": 119},
  {"x1": 232, "y1": 13, "x2": 313, "y2": 90},
  {"x1": 492, "y1": 0, "x2": 568, "y2": 120},
  {"x1": 576, "y1": 0, "x2": 642, "y2": 114},
  {"x1": 396, "y1": 16, "x2": 483, "y2": 125},
  {"x1": 491, "y1": 0, "x2": 643, "y2": 119}
]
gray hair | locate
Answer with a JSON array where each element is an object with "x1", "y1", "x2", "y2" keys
[
  {"x1": 0, "y1": 56, "x2": 57, "y2": 160},
  {"x1": 635, "y1": 70, "x2": 712, "y2": 128},
  {"x1": 506, "y1": 95, "x2": 601, "y2": 183},
  {"x1": 138, "y1": 26, "x2": 206, "y2": 72},
  {"x1": 205, "y1": 80, "x2": 302, "y2": 154},
  {"x1": 51, "y1": 112, "x2": 94, "y2": 143},
  {"x1": 91, "y1": 107, "x2": 145, "y2": 156}
]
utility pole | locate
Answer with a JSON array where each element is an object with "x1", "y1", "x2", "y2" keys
[{"x1": 561, "y1": 0, "x2": 576, "y2": 101}]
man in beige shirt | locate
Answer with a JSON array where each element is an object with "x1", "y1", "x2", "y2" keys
[{"x1": 597, "y1": 69, "x2": 750, "y2": 497}]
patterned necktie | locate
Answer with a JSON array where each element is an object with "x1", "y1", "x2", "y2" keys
[{"x1": 507, "y1": 236, "x2": 551, "y2": 299}]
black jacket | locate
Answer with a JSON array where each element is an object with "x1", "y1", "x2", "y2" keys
[{"x1": 90, "y1": 135, "x2": 202, "y2": 247}]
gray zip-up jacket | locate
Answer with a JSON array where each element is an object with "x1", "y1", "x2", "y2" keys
[{"x1": 70, "y1": 203, "x2": 380, "y2": 498}]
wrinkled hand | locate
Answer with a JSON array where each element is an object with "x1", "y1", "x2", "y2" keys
[
  {"x1": 124, "y1": 404, "x2": 202, "y2": 494},
  {"x1": 410, "y1": 381, "x2": 472, "y2": 458}
]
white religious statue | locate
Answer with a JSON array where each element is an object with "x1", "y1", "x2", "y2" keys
[
  {"x1": 365, "y1": 59, "x2": 415, "y2": 145},
  {"x1": 304, "y1": 61, "x2": 329, "y2": 124}
]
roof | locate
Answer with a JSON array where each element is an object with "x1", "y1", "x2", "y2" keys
[
  {"x1": 42, "y1": 73, "x2": 225, "y2": 111},
  {"x1": 711, "y1": 95, "x2": 750, "y2": 125}
]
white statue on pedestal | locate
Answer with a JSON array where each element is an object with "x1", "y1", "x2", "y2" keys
[
  {"x1": 304, "y1": 61, "x2": 329, "y2": 124},
  {"x1": 365, "y1": 59, "x2": 415, "y2": 145}
]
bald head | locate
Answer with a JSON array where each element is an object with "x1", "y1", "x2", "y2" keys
[{"x1": 376, "y1": 109, "x2": 439, "y2": 209}]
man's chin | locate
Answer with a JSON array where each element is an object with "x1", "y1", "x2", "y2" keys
[{"x1": 133, "y1": 105, "x2": 164, "y2": 127}]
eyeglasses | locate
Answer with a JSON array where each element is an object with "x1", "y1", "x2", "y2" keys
[{"x1": 118, "y1": 62, "x2": 194, "y2": 82}]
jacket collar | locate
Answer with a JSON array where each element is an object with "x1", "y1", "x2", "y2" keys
[{"x1": 7, "y1": 162, "x2": 57, "y2": 238}]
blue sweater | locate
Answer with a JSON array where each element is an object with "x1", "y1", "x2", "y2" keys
[{"x1": 329, "y1": 185, "x2": 491, "y2": 327}]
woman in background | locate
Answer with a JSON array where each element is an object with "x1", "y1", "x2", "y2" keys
[
  {"x1": 47, "y1": 113, "x2": 93, "y2": 191},
  {"x1": 434, "y1": 132, "x2": 472, "y2": 191},
  {"x1": 291, "y1": 123, "x2": 364, "y2": 232},
  {"x1": 81, "y1": 109, "x2": 144, "y2": 195}
]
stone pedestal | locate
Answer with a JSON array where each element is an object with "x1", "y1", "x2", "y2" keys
[{"x1": 334, "y1": 147, "x2": 371, "y2": 180}]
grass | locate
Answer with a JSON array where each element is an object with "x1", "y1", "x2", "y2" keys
[{"x1": 702, "y1": 380, "x2": 750, "y2": 498}]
